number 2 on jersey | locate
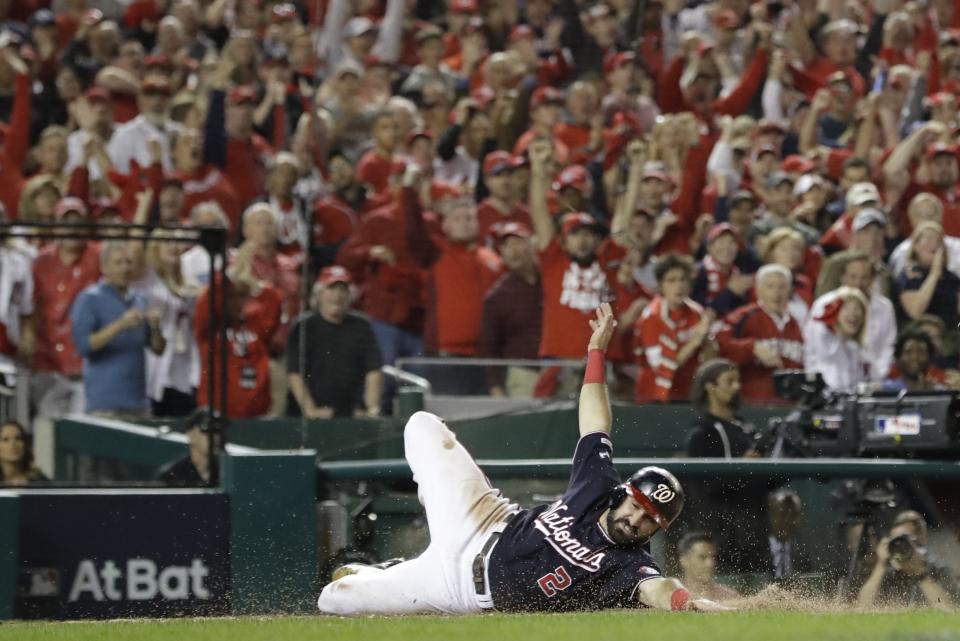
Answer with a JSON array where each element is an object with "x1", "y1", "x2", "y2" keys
[{"x1": 537, "y1": 566, "x2": 572, "y2": 597}]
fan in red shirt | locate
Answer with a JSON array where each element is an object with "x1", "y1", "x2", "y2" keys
[
  {"x1": 356, "y1": 111, "x2": 401, "y2": 196},
  {"x1": 633, "y1": 254, "x2": 713, "y2": 403},
  {"x1": 28, "y1": 198, "x2": 101, "y2": 418},
  {"x1": 552, "y1": 164, "x2": 595, "y2": 219},
  {"x1": 404, "y1": 167, "x2": 503, "y2": 356},
  {"x1": 554, "y1": 81, "x2": 603, "y2": 165},
  {"x1": 715, "y1": 265, "x2": 804, "y2": 403},
  {"x1": 167, "y1": 128, "x2": 241, "y2": 236},
  {"x1": 234, "y1": 204, "x2": 302, "y2": 358},
  {"x1": 513, "y1": 87, "x2": 572, "y2": 166},
  {"x1": 312, "y1": 149, "x2": 380, "y2": 268},
  {"x1": 195, "y1": 275, "x2": 272, "y2": 419},
  {"x1": 0, "y1": 54, "x2": 30, "y2": 218},
  {"x1": 788, "y1": 19, "x2": 866, "y2": 98},
  {"x1": 884, "y1": 127, "x2": 960, "y2": 239},
  {"x1": 208, "y1": 86, "x2": 274, "y2": 206},
  {"x1": 476, "y1": 151, "x2": 532, "y2": 245},
  {"x1": 528, "y1": 141, "x2": 616, "y2": 359},
  {"x1": 335, "y1": 187, "x2": 427, "y2": 366}
]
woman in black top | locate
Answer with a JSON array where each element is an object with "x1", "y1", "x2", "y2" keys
[{"x1": 896, "y1": 222, "x2": 960, "y2": 356}]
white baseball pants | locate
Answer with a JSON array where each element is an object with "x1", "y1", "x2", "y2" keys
[{"x1": 317, "y1": 411, "x2": 518, "y2": 615}]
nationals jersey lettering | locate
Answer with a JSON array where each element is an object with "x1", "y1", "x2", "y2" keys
[
  {"x1": 488, "y1": 433, "x2": 663, "y2": 611},
  {"x1": 559, "y1": 262, "x2": 610, "y2": 311},
  {"x1": 754, "y1": 338, "x2": 804, "y2": 363},
  {"x1": 534, "y1": 502, "x2": 607, "y2": 571}
]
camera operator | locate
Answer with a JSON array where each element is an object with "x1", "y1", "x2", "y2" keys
[
  {"x1": 857, "y1": 511, "x2": 957, "y2": 610},
  {"x1": 683, "y1": 359, "x2": 769, "y2": 573},
  {"x1": 686, "y1": 358, "x2": 762, "y2": 459}
]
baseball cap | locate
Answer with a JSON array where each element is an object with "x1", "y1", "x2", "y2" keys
[
  {"x1": 511, "y1": 153, "x2": 529, "y2": 169},
  {"x1": 730, "y1": 189, "x2": 757, "y2": 206},
  {"x1": 926, "y1": 92, "x2": 954, "y2": 109},
  {"x1": 271, "y1": 151, "x2": 301, "y2": 171},
  {"x1": 271, "y1": 3, "x2": 298, "y2": 22},
  {"x1": 531, "y1": 86, "x2": 563, "y2": 109},
  {"x1": 29, "y1": 9, "x2": 55, "y2": 28},
  {"x1": 483, "y1": 151, "x2": 514, "y2": 176},
  {"x1": 55, "y1": 197, "x2": 89, "y2": 219},
  {"x1": 449, "y1": 0, "x2": 478, "y2": 13},
  {"x1": 852, "y1": 208, "x2": 886, "y2": 232},
  {"x1": 820, "y1": 19, "x2": 859, "y2": 41},
  {"x1": 603, "y1": 51, "x2": 637, "y2": 75},
  {"x1": 586, "y1": 3, "x2": 612, "y2": 20},
  {"x1": 406, "y1": 128, "x2": 433, "y2": 146},
  {"x1": 144, "y1": 53, "x2": 173, "y2": 71},
  {"x1": 463, "y1": 17, "x2": 486, "y2": 35},
  {"x1": 364, "y1": 54, "x2": 392, "y2": 69},
  {"x1": 846, "y1": 182, "x2": 881, "y2": 207},
  {"x1": 756, "y1": 120, "x2": 787, "y2": 136},
  {"x1": 344, "y1": 17, "x2": 377, "y2": 39},
  {"x1": 509, "y1": 25, "x2": 535, "y2": 43},
  {"x1": 227, "y1": 85, "x2": 258, "y2": 105},
  {"x1": 706, "y1": 222, "x2": 742, "y2": 247},
  {"x1": 334, "y1": 60, "x2": 364, "y2": 79},
  {"x1": 925, "y1": 142, "x2": 957, "y2": 162},
  {"x1": 141, "y1": 77, "x2": 172, "y2": 95},
  {"x1": 317, "y1": 265, "x2": 352, "y2": 287},
  {"x1": 561, "y1": 212, "x2": 599, "y2": 236},
  {"x1": 781, "y1": 154, "x2": 816, "y2": 175},
  {"x1": 494, "y1": 222, "x2": 533, "y2": 243},
  {"x1": 766, "y1": 171, "x2": 794, "y2": 189},
  {"x1": 84, "y1": 86, "x2": 111, "y2": 103},
  {"x1": 552, "y1": 164, "x2": 590, "y2": 193},
  {"x1": 793, "y1": 173, "x2": 825, "y2": 196},
  {"x1": 415, "y1": 25, "x2": 444, "y2": 45}
]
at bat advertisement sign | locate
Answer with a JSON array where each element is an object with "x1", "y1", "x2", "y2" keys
[{"x1": 15, "y1": 491, "x2": 230, "y2": 619}]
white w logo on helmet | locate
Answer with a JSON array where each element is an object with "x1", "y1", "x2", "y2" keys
[{"x1": 649, "y1": 483, "x2": 675, "y2": 503}]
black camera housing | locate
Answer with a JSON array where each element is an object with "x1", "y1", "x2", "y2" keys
[{"x1": 887, "y1": 533, "x2": 917, "y2": 562}]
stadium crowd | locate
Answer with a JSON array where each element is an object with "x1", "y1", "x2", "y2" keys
[{"x1": 1, "y1": 0, "x2": 960, "y2": 423}]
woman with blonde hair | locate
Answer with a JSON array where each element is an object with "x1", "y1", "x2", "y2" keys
[
  {"x1": 896, "y1": 221, "x2": 960, "y2": 356},
  {"x1": 758, "y1": 226, "x2": 814, "y2": 325},
  {"x1": 16, "y1": 175, "x2": 60, "y2": 223},
  {"x1": 131, "y1": 228, "x2": 202, "y2": 416},
  {"x1": 802, "y1": 285, "x2": 870, "y2": 392}
]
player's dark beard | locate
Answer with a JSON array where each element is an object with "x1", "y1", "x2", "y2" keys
[
  {"x1": 728, "y1": 392, "x2": 742, "y2": 411},
  {"x1": 606, "y1": 511, "x2": 649, "y2": 546}
]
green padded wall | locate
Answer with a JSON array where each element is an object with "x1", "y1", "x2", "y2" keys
[{"x1": 221, "y1": 451, "x2": 318, "y2": 614}]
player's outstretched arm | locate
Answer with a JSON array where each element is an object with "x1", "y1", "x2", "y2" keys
[
  {"x1": 637, "y1": 576, "x2": 735, "y2": 612},
  {"x1": 578, "y1": 303, "x2": 616, "y2": 438}
]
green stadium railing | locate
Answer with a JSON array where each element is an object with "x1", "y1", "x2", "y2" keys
[{"x1": 50, "y1": 402, "x2": 794, "y2": 480}]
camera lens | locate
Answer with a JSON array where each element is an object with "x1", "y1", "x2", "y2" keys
[{"x1": 888, "y1": 534, "x2": 915, "y2": 561}]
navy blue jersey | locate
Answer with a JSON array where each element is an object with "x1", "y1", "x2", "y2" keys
[{"x1": 488, "y1": 432, "x2": 663, "y2": 612}]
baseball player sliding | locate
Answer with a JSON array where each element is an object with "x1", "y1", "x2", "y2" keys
[{"x1": 318, "y1": 303, "x2": 732, "y2": 614}]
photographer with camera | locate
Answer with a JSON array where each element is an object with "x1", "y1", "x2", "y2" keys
[
  {"x1": 856, "y1": 510, "x2": 956, "y2": 611},
  {"x1": 683, "y1": 359, "x2": 769, "y2": 573}
]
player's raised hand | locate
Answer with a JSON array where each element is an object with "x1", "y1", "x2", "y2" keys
[{"x1": 588, "y1": 303, "x2": 617, "y2": 352}]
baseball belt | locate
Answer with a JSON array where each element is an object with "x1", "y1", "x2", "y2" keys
[{"x1": 473, "y1": 512, "x2": 519, "y2": 607}]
